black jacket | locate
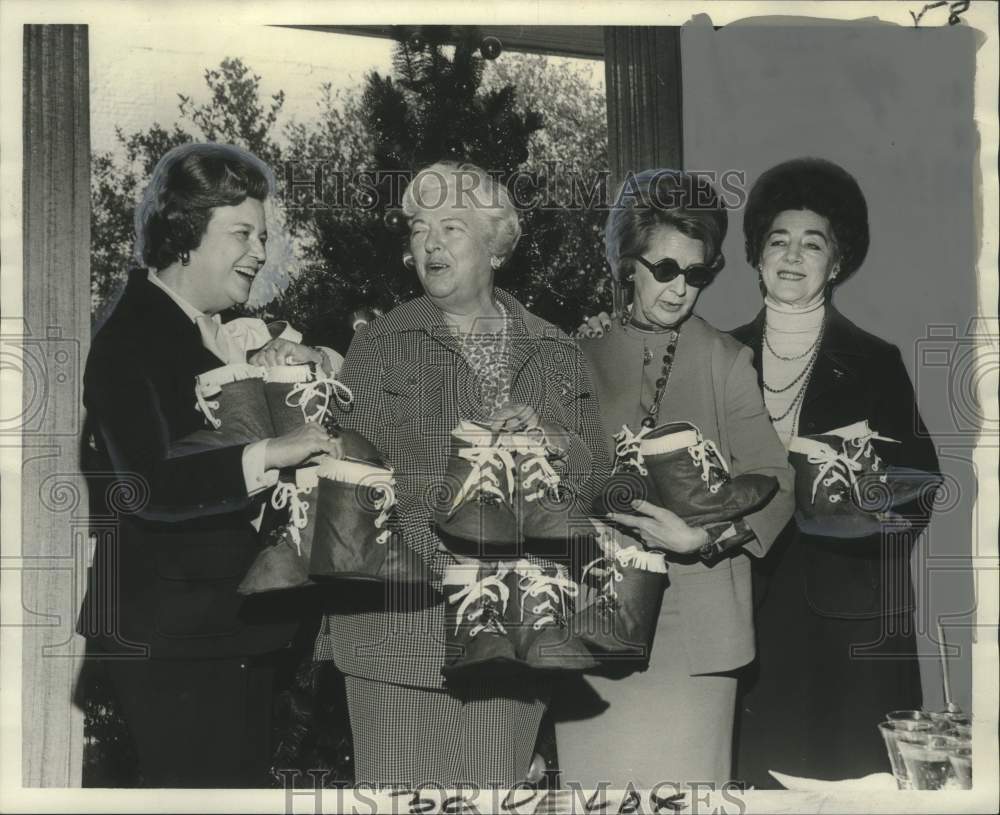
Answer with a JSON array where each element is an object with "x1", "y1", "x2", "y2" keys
[
  {"x1": 78, "y1": 269, "x2": 298, "y2": 658},
  {"x1": 731, "y1": 306, "x2": 940, "y2": 618}
]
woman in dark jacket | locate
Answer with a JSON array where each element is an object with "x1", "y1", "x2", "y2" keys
[{"x1": 731, "y1": 157, "x2": 941, "y2": 786}]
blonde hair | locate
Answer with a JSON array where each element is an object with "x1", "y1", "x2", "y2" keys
[{"x1": 401, "y1": 161, "x2": 522, "y2": 262}]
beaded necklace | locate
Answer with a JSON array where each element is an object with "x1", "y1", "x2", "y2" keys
[
  {"x1": 763, "y1": 316, "x2": 825, "y2": 423},
  {"x1": 627, "y1": 311, "x2": 680, "y2": 429}
]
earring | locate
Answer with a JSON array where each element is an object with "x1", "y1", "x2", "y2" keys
[
  {"x1": 179, "y1": 250, "x2": 190, "y2": 266},
  {"x1": 626, "y1": 273, "x2": 635, "y2": 282},
  {"x1": 403, "y1": 253, "x2": 415, "y2": 270},
  {"x1": 490, "y1": 256, "x2": 503, "y2": 270}
]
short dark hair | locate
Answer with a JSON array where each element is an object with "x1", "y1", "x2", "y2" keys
[
  {"x1": 606, "y1": 169, "x2": 728, "y2": 281},
  {"x1": 134, "y1": 142, "x2": 273, "y2": 270},
  {"x1": 744, "y1": 157, "x2": 870, "y2": 283}
]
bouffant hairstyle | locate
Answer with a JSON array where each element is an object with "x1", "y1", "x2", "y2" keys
[
  {"x1": 743, "y1": 157, "x2": 870, "y2": 283},
  {"x1": 606, "y1": 169, "x2": 728, "y2": 276},
  {"x1": 605, "y1": 169, "x2": 728, "y2": 314},
  {"x1": 401, "y1": 161, "x2": 522, "y2": 265},
  {"x1": 134, "y1": 142, "x2": 274, "y2": 270}
]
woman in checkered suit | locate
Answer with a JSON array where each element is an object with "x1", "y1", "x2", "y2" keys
[{"x1": 313, "y1": 161, "x2": 609, "y2": 786}]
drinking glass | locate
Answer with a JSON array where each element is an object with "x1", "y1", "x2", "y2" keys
[
  {"x1": 878, "y1": 720, "x2": 934, "y2": 789},
  {"x1": 945, "y1": 735, "x2": 972, "y2": 789},
  {"x1": 897, "y1": 732, "x2": 956, "y2": 790},
  {"x1": 886, "y1": 709, "x2": 934, "y2": 723},
  {"x1": 928, "y1": 710, "x2": 972, "y2": 730}
]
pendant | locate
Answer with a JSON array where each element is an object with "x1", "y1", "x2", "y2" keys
[
  {"x1": 643, "y1": 348, "x2": 652, "y2": 365},
  {"x1": 641, "y1": 417, "x2": 656, "y2": 428}
]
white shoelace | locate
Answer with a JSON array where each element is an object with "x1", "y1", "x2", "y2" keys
[
  {"x1": 286, "y1": 375, "x2": 354, "y2": 423},
  {"x1": 519, "y1": 450, "x2": 563, "y2": 502},
  {"x1": 582, "y1": 528, "x2": 625, "y2": 612},
  {"x1": 804, "y1": 444, "x2": 864, "y2": 504},
  {"x1": 194, "y1": 391, "x2": 222, "y2": 429},
  {"x1": 450, "y1": 445, "x2": 518, "y2": 513},
  {"x1": 688, "y1": 438, "x2": 731, "y2": 495},
  {"x1": 800, "y1": 426, "x2": 898, "y2": 505},
  {"x1": 513, "y1": 562, "x2": 578, "y2": 630},
  {"x1": 372, "y1": 480, "x2": 397, "y2": 545},
  {"x1": 448, "y1": 568, "x2": 511, "y2": 638},
  {"x1": 270, "y1": 482, "x2": 310, "y2": 555},
  {"x1": 613, "y1": 424, "x2": 652, "y2": 475}
]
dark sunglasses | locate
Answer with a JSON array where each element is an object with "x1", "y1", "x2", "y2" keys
[{"x1": 624, "y1": 254, "x2": 724, "y2": 288}]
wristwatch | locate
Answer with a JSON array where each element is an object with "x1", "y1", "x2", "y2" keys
[{"x1": 698, "y1": 519, "x2": 755, "y2": 563}]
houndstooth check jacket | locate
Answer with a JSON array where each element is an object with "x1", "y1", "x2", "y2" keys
[{"x1": 315, "y1": 288, "x2": 610, "y2": 688}]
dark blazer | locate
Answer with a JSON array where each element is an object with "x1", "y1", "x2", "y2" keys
[
  {"x1": 731, "y1": 306, "x2": 940, "y2": 619},
  {"x1": 78, "y1": 268, "x2": 298, "y2": 659}
]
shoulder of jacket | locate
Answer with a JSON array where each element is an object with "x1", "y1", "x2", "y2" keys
[
  {"x1": 828, "y1": 309, "x2": 901, "y2": 360},
  {"x1": 687, "y1": 315, "x2": 746, "y2": 361}
]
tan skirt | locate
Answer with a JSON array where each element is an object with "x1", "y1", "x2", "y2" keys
[
  {"x1": 343, "y1": 673, "x2": 548, "y2": 788},
  {"x1": 553, "y1": 584, "x2": 738, "y2": 789}
]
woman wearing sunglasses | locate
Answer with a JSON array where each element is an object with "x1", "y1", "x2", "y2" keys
[{"x1": 553, "y1": 169, "x2": 794, "y2": 788}]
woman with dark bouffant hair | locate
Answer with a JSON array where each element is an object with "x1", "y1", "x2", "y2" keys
[{"x1": 732, "y1": 157, "x2": 941, "y2": 786}]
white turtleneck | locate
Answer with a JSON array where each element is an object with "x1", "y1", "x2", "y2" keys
[{"x1": 762, "y1": 296, "x2": 825, "y2": 446}]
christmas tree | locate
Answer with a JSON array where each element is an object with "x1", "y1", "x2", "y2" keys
[{"x1": 277, "y1": 26, "x2": 609, "y2": 352}]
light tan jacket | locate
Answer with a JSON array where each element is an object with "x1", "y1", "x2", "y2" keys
[{"x1": 579, "y1": 314, "x2": 795, "y2": 675}]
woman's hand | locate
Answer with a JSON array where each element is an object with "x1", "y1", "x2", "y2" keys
[
  {"x1": 249, "y1": 338, "x2": 327, "y2": 371},
  {"x1": 575, "y1": 311, "x2": 614, "y2": 338},
  {"x1": 607, "y1": 499, "x2": 710, "y2": 555},
  {"x1": 488, "y1": 403, "x2": 541, "y2": 433},
  {"x1": 264, "y1": 423, "x2": 343, "y2": 470}
]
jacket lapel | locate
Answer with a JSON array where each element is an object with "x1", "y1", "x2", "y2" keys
[
  {"x1": 742, "y1": 309, "x2": 766, "y2": 388},
  {"x1": 799, "y1": 306, "x2": 867, "y2": 432}
]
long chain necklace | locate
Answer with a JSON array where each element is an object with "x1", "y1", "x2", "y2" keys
[
  {"x1": 764, "y1": 318, "x2": 825, "y2": 423},
  {"x1": 631, "y1": 317, "x2": 679, "y2": 429},
  {"x1": 762, "y1": 316, "x2": 825, "y2": 394}
]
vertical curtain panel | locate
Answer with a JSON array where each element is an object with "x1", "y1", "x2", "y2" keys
[{"x1": 603, "y1": 26, "x2": 684, "y2": 191}]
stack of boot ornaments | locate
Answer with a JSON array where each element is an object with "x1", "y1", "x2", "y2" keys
[
  {"x1": 238, "y1": 363, "x2": 428, "y2": 591},
  {"x1": 574, "y1": 420, "x2": 782, "y2": 672},
  {"x1": 440, "y1": 524, "x2": 671, "y2": 681},
  {"x1": 437, "y1": 420, "x2": 600, "y2": 682},
  {"x1": 236, "y1": 363, "x2": 353, "y2": 594},
  {"x1": 788, "y1": 420, "x2": 942, "y2": 538}
]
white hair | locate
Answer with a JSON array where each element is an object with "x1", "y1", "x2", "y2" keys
[{"x1": 401, "y1": 161, "x2": 522, "y2": 261}]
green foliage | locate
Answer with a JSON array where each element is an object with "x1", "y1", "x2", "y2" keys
[
  {"x1": 89, "y1": 60, "x2": 285, "y2": 324},
  {"x1": 178, "y1": 57, "x2": 286, "y2": 167},
  {"x1": 85, "y1": 38, "x2": 611, "y2": 782},
  {"x1": 273, "y1": 32, "x2": 611, "y2": 345},
  {"x1": 89, "y1": 39, "x2": 612, "y2": 347}
]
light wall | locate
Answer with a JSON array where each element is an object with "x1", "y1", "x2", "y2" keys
[{"x1": 682, "y1": 19, "x2": 980, "y2": 713}]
